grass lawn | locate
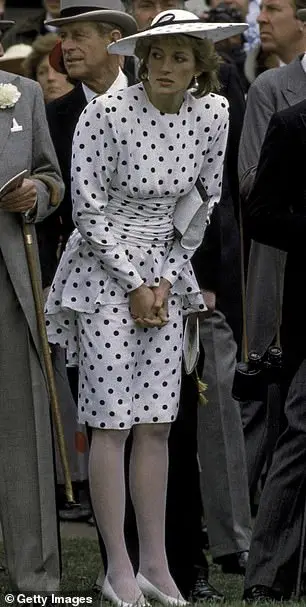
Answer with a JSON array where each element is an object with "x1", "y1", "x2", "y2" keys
[{"x1": 0, "y1": 539, "x2": 305, "y2": 606}]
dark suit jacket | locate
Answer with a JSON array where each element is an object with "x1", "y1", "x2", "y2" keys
[
  {"x1": 192, "y1": 60, "x2": 245, "y2": 347},
  {"x1": 245, "y1": 99, "x2": 306, "y2": 364},
  {"x1": 46, "y1": 83, "x2": 87, "y2": 244}
]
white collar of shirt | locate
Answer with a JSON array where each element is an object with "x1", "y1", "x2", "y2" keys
[
  {"x1": 82, "y1": 68, "x2": 128, "y2": 104},
  {"x1": 44, "y1": 13, "x2": 58, "y2": 33},
  {"x1": 301, "y1": 53, "x2": 306, "y2": 73}
]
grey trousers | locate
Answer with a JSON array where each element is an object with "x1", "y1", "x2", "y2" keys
[
  {"x1": 197, "y1": 310, "x2": 252, "y2": 558},
  {"x1": 0, "y1": 251, "x2": 60, "y2": 592}
]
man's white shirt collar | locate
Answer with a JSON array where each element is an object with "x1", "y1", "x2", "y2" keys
[
  {"x1": 301, "y1": 53, "x2": 306, "y2": 74},
  {"x1": 82, "y1": 68, "x2": 128, "y2": 104}
]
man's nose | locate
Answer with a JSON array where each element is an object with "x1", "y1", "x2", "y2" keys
[
  {"x1": 257, "y1": 8, "x2": 267, "y2": 23},
  {"x1": 62, "y1": 37, "x2": 75, "y2": 53}
]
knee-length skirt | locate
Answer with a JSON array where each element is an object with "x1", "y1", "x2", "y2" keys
[{"x1": 77, "y1": 296, "x2": 183, "y2": 429}]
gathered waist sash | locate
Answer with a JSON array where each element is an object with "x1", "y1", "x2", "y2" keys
[{"x1": 106, "y1": 190, "x2": 176, "y2": 247}]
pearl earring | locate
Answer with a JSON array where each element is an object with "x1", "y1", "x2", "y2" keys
[{"x1": 189, "y1": 75, "x2": 199, "y2": 93}]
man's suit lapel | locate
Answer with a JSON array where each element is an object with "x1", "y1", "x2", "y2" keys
[
  {"x1": 281, "y1": 56, "x2": 306, "y2": 106},
  {"x1": 57, "y1": 83, "x2": 87, "y2": 119},
  {"x1": 0, "y1": 74, "x2": 20, "y2": 162}
]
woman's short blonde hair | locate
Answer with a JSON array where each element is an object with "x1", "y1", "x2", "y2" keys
[{"x1": 135, "y1": 34, "x2": 221, "y2": 97}]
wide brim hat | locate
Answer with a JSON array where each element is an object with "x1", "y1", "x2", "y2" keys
[
  {"x1": 0, "y1": 20, "x2": 15, "y2": 30},
  {"x1": 108, "y1": 9, "x2": 248, "y2": 57},
  {"x1": 45, "y1": 1, "x2": 137, "y2": 36},
  {"x1": 297, "y1": 8, "x2": 306, "y2": 19},
  {"x1": 0, "y1": 43, "x2": 32, "y2": 74}
]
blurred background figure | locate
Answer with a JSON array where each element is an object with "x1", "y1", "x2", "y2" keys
[
  {"x1": 123, "y1": 0, "x2": 184, "y2": 30},
  {"x1": 23, "y1": 32, "x2": 74, "y2": 102},
  {"x1": 201, "y1": 0, "x2": 279, "y2": 88},
  {"x1": 201, "y1": 3, "x2": 249, "y2": 91},
  {"x1": 199, "y1": 0, "x2": 259, "y2": 51},
  {"x1": 1, "y1": 0, "x2": 60, "y2": 49},
  {"x1": 0, "y1": 0, "x2": 6, "y2": 19},
  {"x1": 0, "y1": 42, "x2": 31, "y2": 74}
]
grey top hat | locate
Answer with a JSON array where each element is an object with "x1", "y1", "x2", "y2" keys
[
  {"x1": 45, "y1": 0, "x2": 137, "y2": 36},
  {"x1": 0, "y1": 20, "x2": 15, "y2": 31}
]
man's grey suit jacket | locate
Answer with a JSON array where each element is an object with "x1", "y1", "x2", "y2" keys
[
  {"x1": 0, "y1": 69, "x2": 64, "y2": 592},
  {"x1": 0, "y1": 69, "x2": 63, "y2": 363},
  {"x1": 238, "y1": 57, "x2": 306, "y2": 354}
]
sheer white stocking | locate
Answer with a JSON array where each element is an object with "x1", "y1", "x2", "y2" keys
[
  {"x1": 89, "y1": 428, "x2": 141, "y2": 603},
  {"x1": 130, "y1": 423, "x2": 182, "y2": 597}
]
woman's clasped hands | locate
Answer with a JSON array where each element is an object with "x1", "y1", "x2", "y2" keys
[{"x1": 129, "y1": 278, "x2": 171, "y2": 328}]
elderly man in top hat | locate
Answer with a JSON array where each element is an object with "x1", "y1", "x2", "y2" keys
[
  {"x1": 46, "y1": 0, "x2": 137, "y2": 251},
  {"x1": 0, "y1": 17, "x2": 63, "y2": 595}
]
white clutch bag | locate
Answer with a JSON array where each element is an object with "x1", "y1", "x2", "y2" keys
[{"x1": 183, "y1": 315, "x2": 200, "y2": 375}]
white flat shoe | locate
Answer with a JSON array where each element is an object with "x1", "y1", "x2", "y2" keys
[
  {"x1": 101, "y1": 576, "x2": 150, "y2": 607},
  {"x1": 136, "y1": 572, "x2": 189, "y2": 607}
]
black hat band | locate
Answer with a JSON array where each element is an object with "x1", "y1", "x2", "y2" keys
[{"x1": 61, "y1": 6, "x2": 106, "y2": 17}]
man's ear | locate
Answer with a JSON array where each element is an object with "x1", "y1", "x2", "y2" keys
[{"x1": 110, "y1": 29, "x2": 122, "y2": 43}]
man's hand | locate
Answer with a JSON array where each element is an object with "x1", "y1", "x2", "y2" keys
[{"x1": 0, "y1": 178, "x2": 37, "y2": 213}]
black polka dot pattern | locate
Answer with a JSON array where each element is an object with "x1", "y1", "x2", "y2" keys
[
  {"x1": 75, "y1": 300, "x2": 182, "y2": 429},
  {"x1": 45, "y1": 83, "x2": 229, "y2": 429}
]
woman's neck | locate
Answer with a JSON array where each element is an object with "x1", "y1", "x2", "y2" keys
[{"x1": 143, "y1": 81, "x2": 184, "y2": 114}]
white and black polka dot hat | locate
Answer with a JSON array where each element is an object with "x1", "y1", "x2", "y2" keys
[{"x1": 108, "y1": 8, "x2": 248, "y2": 57}]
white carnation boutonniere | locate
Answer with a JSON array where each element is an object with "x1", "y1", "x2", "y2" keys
[{"x1": 0, "y1": 83, "x2": 21, "y2": 110}]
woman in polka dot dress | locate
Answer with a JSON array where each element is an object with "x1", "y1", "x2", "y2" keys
[{"x1": 45, "y1": 8, "x2": 246, "y2": 607}]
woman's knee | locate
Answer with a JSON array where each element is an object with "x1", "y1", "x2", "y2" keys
[
  {"x1": 91, "y1": 427, "x2": 130, "y2": 448},
  {"x1": 133, "y1": 422, "x2": 171, "y2": 444}
]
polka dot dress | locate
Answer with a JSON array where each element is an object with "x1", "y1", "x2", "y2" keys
[{"x1": 46, "y1": 83, "x2": 229, "y2": 430}]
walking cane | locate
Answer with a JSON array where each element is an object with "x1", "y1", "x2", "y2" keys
[{"x1": 22, "y1": 220, "x2": 75, "y2": 506}]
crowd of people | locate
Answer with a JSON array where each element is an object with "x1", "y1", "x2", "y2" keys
[{"x1": 0, "y1": 0, "x2": 306, "y2": 604}]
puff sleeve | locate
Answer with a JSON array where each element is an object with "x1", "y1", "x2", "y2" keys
[
  {"x1": 71, "y1": 97, "x2": 144, "y2": 293},
  {"x1": 161, "y1": 96, "x2": 229, "y2": 286}
]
